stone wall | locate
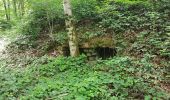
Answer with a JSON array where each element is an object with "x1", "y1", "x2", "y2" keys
[{"x1": 61, "y1": 46, "x2": 116, "y2": 61}]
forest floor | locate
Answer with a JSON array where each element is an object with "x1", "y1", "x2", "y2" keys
[{"x1": 0, "y1": 32, "x2": 169, "y2": 99}]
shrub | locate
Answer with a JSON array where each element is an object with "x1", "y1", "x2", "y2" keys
[
  {"x1": 17, "y1": 0, "x2": 98, "y2": 37},
  {"x1": 97, "y1": 0, "x2": 169, "y2": 33},
  {"x1": 17, "y1": 0, "x2": 64, "y2": 36},
  {"x1": 72, "y1": 0, "x2": 98, "y2": 21},
  {"x1": 0, "y1": 19, "x2": 12, "y2": 30}
]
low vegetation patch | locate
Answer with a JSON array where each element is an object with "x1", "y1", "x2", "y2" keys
[{"x1": 0, "y1": 55, "x2": 169, "y2": 99}]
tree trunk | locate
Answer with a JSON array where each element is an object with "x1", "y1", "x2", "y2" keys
[
  {"x1": 63, "y1": 0, "x2": 79, "y2": 57},
  {"x1": 7, "y1": 0, "x2": 10, "y2": 20},
  {"x1": 20, "y1": 0, "x2": 25, "y2": 16},
  {"x1": 12, "y1": 0, "x2": 18, "y2": 17},
  {"x1": 17, "y1": 0, "x2": 25, "y2": 18},
  {"x1": 2, "y1": 0, "x2": 10, "y2": 21}
]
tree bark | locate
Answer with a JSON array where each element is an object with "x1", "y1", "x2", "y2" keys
[
  {"x1": 17, "y1": 0, "x2": 25, "y2": 18},
  {"x1": 63, "y1": 0, "x2": 79, "y2": 57},
  {"x1": 7, "y1": 0, "x2": 10, "y2": 20},
  {"x1": 2, "y1": 0, "x2": 10, "y2": 21},
  {"x1": 20, "y1": 0, "x2": 25, "y2": 16},
  {"x1": 12, "y1": 0, "x2": 18, "y2": 17}
]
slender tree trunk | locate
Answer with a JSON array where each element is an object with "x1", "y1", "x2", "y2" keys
[
  {"x1": 20, "y1": 0, "x2": 25, "y2": 16},
  {"x1": 18, "y1": 0, "x2": 24, "y2": 18},
  {"x1": 12, "y1": 0, "x2": 18, "y2": 17},
  {"x1": 46, "y1": 10, "x2": 54, "y2": 40},
  {"x1": 18, "y1": 0, "x2": 21, "y2": 18},
  {"x1": 2, "y1": 0, "x2": 10, "y2": 21},
  {"x1": 63, "y1": 0, "x2": 79, "y2": 57},
  {"x1": 7, "y1": 0, "x2": 10, "y2": 20}
]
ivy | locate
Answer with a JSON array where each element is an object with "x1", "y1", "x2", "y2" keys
[{"x1": 0, "y1": 56, "x2": 169, "y2": 99}]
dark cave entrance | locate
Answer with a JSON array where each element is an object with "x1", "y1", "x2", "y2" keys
[
  {"x1": 62, "y1": 47, "x2": 70, "y2": 56},
  {"x1": 62, "y1": 47, "x2": 117, "y2": 60},
  {"x1": 96, "y1": 47, "x2": 116, "y2": 59}
]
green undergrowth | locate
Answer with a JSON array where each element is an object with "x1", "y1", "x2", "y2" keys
[{"x1": 0, "y1": 55, "x2": 169, "y2": 100}]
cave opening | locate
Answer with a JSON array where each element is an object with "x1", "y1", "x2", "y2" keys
[
  {"x1": 62, "y1": 47, "x2": 70, "y2": 56},
  {"x1": 62, "y1": 47, "x2": 117, "y2": 60},
  {"x1": 96, "y1": 47, "x2": 116, "y2": 59}
]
